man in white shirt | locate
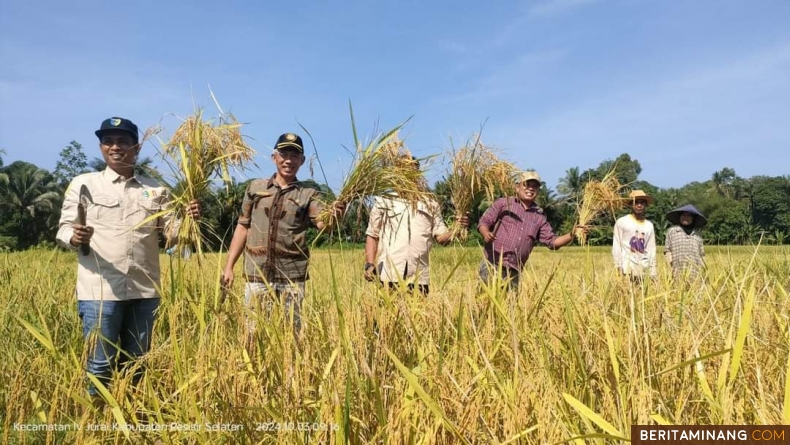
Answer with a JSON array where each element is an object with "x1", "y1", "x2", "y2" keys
[{"x1": 612, "y1": 190, "x2": 657, "y2": 281}]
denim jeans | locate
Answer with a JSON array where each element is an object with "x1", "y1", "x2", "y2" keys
[
  {"x1": 245, "y1": 282, "x2": 305, "y2": 333},
  {"x1": 77, "y1": 298, "x2": 159, "y2": 396}
]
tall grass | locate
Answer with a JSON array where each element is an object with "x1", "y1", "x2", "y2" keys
[{"x1": 1, "y1": 245, "x2": 788, "y2": 444}]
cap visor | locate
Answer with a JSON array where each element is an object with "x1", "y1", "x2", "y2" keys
[
  {"x1": 275, "y1": 142, "x2": 303, "y2": 151},
  {"x1": 95, "y1": 128, "x2": 138, "y2": 141}
]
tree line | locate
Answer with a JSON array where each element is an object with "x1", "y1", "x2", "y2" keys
[{"x1": 1, "y1": 145, "x2": 788, "y2": 251}]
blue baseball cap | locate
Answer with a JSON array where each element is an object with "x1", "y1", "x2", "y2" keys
[{"x1": 95, "y1": 117, "x2": 139, "y2": 144}]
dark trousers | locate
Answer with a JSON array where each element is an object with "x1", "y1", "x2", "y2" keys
[{"x1": 384, "y1": 281, "x2": 430, "y2": 296}]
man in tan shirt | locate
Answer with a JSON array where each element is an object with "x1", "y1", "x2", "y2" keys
[
  {"x1": 57, "y1": 117, "x2": 200, "y2": 402},
  {"x1": 364, "y1": 158, "x2": 468, "y2": 295}
]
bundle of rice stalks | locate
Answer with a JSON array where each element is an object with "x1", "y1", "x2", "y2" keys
[
  {"x1": 140, "y1": 101, "x2": 255, "y2": 259},
  {"x1": 446, "y1": 135, "x2": 516, "y2": 241},
  {"x1": 316, "y1": 110, "x2": 432, "y2": 229},
  {"x1": 574, "y1": 168, "x2": 626, "y2": 245}
]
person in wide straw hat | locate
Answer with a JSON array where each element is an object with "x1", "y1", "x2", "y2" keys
[
  {"x1": 664, "y1": 204, "x2": 707, "y2": 282},
  {"x1": 612, "y1": 190, "x2": 657, "y2": 282}
]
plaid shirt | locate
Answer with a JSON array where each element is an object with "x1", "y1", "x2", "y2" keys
[
  {"x1": 664, "y1": 226, "x2": 705, "y2": 278},
  {"x1": 478, "y1": 197, "x2": 558, "y2": 271},
  {"x1": 238, "y1": 175, "x2": 323, "y2": 283}
]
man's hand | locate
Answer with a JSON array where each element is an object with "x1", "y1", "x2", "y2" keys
[
  {"x1": 70, "y1": 224, "x2": 94, "y2": 247},
  {"x1": 333, "y1": 202, "x2": 347, "y2": 219},
  {"x1": 221, "y1": 268, "x2": 234, "y2": 290},
  {"x1": 457, "y1": 213, "x2": 470, "y2": 229},
  {"x1": 482, "y1": 231, "x2": 496, "y2": 243},
  {"x1": 364, "y1": 263, "x2": 376, "y2": 282},
  {"x1": 186, "y1": 200, "x2": 201, "y2": 220},
  {"x1": 572, "y1": 224, "x2": 589, "y2": 239}
]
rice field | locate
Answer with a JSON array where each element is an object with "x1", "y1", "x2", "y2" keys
[{"x1": 1, "y1": 244, "x2": 789, "y2": 444}]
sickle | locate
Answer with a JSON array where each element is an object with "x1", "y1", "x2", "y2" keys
[{"x1": 77, "y1": 184, "x2": 93, "y2": 256}]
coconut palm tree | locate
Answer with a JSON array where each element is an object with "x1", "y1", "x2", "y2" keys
[
  {"x1": 0, "y1": 162, "x2": 62, "y2": 248},
  {"x1": 557, "y1": 166, "x2": 583, "y2": 202},
  {"x1": 709, "y1": 167, "x2": 737, "y2": 198}
]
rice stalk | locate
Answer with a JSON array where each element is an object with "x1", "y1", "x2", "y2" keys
[
  {"x1": 317, "y1": 106, "x2": 432, "y2": 228},
  {"x1": 137, "y1": 101, "x2": 255, "y2": 260},
  {"x1": 575, "y1": 168, "x2": 626, "y2": 245},
  {"x1": 446, "y1": 135, "x2": 516, "y2": 241},
  {"x1": 562, "y1": 393, "x2": 626, "y2": 439}
]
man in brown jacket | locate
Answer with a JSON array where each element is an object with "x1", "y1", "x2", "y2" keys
[{"x1": 221, "y1": 133, "x2": 339, "y2": 333}]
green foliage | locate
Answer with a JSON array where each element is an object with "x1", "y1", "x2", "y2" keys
[
  {"x1": 1, "y1": 144, "x2": 790, "y2": 249},
  {"x1": 53, "y1": 141, "x2": 88, "y2": 187},
  {"x1": 0, "y1": 161, "x2": 62, "y2": 249},
  {"x1": 750, "y1": 176, "x2": 790, "y2": 236},
  {"x1": 581, "y1": 153, "x2": 642, "y2": 185},
  {"x1": 199, "y1": 178, "x2": 251, "y2": 251},
  {"x1": 557, "y1": 166, "x2": 583, "y2": 201}
]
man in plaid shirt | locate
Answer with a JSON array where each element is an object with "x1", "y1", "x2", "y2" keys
[{"x1": 477, "y1": 171, "x2": 583, "y2": 292}]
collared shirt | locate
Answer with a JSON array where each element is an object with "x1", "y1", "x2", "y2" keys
[
  {"x1": 239, "y1": 175, "x2": 323, "y2": 283},
  {"x1": 612, "y1": 214, "x2": 657, "y2": 277},
  {"x1": 664, "y1": 225, "x2": 705, "y2": 279},
  {"x1": 365, "y1": 196, "x2": 448, "y2": 286},
  {"x1": 57, "y1": 169, "x2": 176, "y2": 301},
  {"x1": 478, "y1": 197, "x2": 558, "y2": 271}
]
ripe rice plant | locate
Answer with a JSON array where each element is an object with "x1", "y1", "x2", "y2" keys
[
  {"x1": 445, "y1": 135, "x2": 516, "y2": 242},
  {"x1": 140, "y1": 97, "x2": 256, "y2": 259},
  {"x1": 574, "y1": 168, "x2": 627, "y2": 245},
  {"x1": 316, "y1": 105, "x2": 433, "y2": 230},
  {"x1": 2, "y1": 245, "x2": 788, "y2": 444}
]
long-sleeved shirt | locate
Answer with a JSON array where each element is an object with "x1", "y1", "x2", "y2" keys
[
  {"x1": 612, "y1": 214, "x2": 657, "y2": 277},
  {"x1": 238, "y1": 175, "x2": 323, "y2": 284},
  {"x1": 365, "y1": 196, "x2": 448, "y2": 286},
  {"x1": 478, "y1": 197, "x2": 558, "y2": 272},
  {"x1": 664, "y1": 225, "x2": 705, "y2": 280},
  {"x1": 57, "y1": 169, "x2": 177, "y2": 301}
]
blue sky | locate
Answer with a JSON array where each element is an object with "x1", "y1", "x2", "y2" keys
[{"x1": 2, "y1": 0, "x2": 789, "y2": 191}]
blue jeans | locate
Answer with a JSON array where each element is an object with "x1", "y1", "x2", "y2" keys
[{"x1": 77, "y1": 298, "x2": 159, "y2": 396}]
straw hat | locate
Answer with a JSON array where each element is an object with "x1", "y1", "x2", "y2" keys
[{"x1": 624, "y1": 190, "x2": 653, "y2": 205}]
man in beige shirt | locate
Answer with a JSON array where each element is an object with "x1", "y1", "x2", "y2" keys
[
  {"x1": 57, "y1": 117, "x2": 199, "y2": 402},
  {"x1": 364, "y1": 160, "x2": 468, "y2": 295}
]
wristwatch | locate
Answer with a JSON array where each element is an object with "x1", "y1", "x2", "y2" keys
[{"x1": 364, "y1": 262, "x2": 375, "y2": 271}]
